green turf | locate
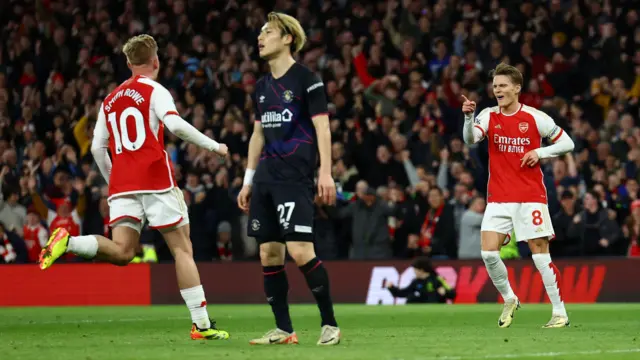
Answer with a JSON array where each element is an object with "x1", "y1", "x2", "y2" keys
[{"x1": 1, "y1": 304, "x2": 640, "y2": 360}]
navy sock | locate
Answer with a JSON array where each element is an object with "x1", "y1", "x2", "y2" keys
[
  {"x1": 263, "y1": 265, "x2": 294, "y2": 333},
  {"x1": 299, "y1": 258, "x2": 338, "y2": 327}
]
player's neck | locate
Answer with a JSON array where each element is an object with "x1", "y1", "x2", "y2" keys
[
  {"x1": 269, "y1": 54, "x2": 296, "y2": 79},
  {"x1": 131, "y1": 66, "x2": 155, "y2": 79},
  {"x1": 500, "y1": 100, "x2": 521, "y2": 116}
]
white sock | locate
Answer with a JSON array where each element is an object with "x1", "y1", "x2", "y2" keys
[
  {"x1": 67, "y1": 236, "x2": 98, "y2": 258},
  {"x1": 532, "y1": 253, "x2": 567, "y2": 317},
  {"x1": 180, "y1": 285, "x2": 211, "y2": 329},
  {"x1": 481, "y1": 251, "x2": 516, "y2": 302}
]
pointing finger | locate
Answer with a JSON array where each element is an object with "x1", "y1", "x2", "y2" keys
[{"x1": 461, "y1": 95, "x2": 469, "y2": 103}]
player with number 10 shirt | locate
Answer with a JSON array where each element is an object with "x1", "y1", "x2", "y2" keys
[{"x1": 38, "y1": 34, "x2": 229, "y2": 341}]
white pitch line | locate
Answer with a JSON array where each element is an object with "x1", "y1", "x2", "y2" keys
[{"x1": 408, "y1": 348, "x2": 640, "y2": 360}]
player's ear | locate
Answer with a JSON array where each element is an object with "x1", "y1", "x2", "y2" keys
[
  {"x1": 126, "y1": 61, "x2": 132, "y2": 71},
  {"x1": 282, "y1": 32, "x2": 293, "y2": 47},
  {"x1": 515, "y1": 84, "x2": 521, "y2": 94},
  {"x1": 153, "y1": 56, "x2": 159, "y2": 70}
]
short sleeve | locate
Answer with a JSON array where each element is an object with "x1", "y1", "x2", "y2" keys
[
  {"x1": 304, "y1": 71, "x2": 328, "y2": 118},
  {"x1": 151, "y1": 85, "x2": 179, "y2": 120},
  {"x1": 533, "y1": 109, "x2": 563, "y2": 142},
  {"x1": 473, "y1": 107, "x2": 492, "y2": 140}
]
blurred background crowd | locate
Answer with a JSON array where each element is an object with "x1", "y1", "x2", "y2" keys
[{"x1": 1, "y1": 0, "x2": 639, "y2": 264}]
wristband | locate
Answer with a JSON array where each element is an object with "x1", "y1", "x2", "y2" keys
[{"x1": 243, "y1": 169, "x2": 255, "y2": 186}]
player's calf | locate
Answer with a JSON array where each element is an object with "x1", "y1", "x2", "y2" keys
[
  {"x1": 39, "y1": 227, "x2": 138, "y2": 269},
  {"x1": 529, "y1": 238, "x2": 568, "y2": 322},
  {"x1": 287, "y1": 241, "x2": 339, "y2": 343},
  {"x1": 163, "y1": 225, "x2": 227, "y2": 336},
  {"x1": 259, "y1": 242, "x2": 294, "y2": 334}
]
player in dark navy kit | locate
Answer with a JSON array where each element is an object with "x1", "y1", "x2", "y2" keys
[{"x1": 237, "y1": 12, "x2": 341, "y2": 346}]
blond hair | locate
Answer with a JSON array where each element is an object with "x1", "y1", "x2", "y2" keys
[
  {"x1": 122, "y1": 34, "x2": 158, "y2": 66},
  {"x1": 489, "y1": 63, "x2": 523, "y2": 91},
  {"x1": 267, "y1": 12, "x2": 306, "y2": 53}
]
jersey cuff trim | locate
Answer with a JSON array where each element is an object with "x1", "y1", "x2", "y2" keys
[
  {"x1": 474, "y1": 124, "x2": 486, "y2": 138},
  {"x1": 165, "y1": 111, "x2": 179, "y2": 117},
  {"x1": 551, "y1": 128, "x2": 563, "y2": 143},
  {"x1": 311, "y1": 112, "x2": 329, "y2": 120}
]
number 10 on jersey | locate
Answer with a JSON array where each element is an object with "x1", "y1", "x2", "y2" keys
[{"x1": 107, "y1": 107, "x2": 146, "y2": 154}]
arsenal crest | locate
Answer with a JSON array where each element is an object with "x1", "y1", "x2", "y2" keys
[{"x1": 519, "y1": 122, "x2": 529, "y2": 133}]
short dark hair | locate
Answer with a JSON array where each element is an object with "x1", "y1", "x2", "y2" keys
[{"x1": 412, "y1": 257, "x2": 435, "y2": 273}]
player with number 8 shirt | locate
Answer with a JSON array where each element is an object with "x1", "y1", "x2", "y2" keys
[
  {"x1": 38, "y1": 34, "x2": 230, "y2": 340},
  {"x1": 462, "y1": 63, "x2": 575, "y2": 329}
]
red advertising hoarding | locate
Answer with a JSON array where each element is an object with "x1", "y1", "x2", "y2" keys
[
  {"x1": 0, "y1": 264, "x2": 151, "y2": 306},
  {"x1": 1, "y1": 259, "x2": 638, "y2": 306},
  {"x1": 150, "y1": 259, "x2": 640, "y2": 305}
]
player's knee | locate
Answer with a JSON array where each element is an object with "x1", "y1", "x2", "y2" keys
[
  {"x1": 480, "y1": 232, "x2": 504, "y2": 251},
  {"x1": 527, "y1": 238, "x2": 549, "y2": 254},
  {"x1": 259, "y1": 243, "x2": 285, "y2": 265},
  {"x1": 286, "y1": 242, "x2": 315, "y2": 266},
  {"x1": 114, "y1": 245, "x2": 136, "y2": 266},
  {"x1": 480, "y1": 250, "x2": 501, "y2": 265}
]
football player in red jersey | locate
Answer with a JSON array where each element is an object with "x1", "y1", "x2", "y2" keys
[
  {"x1": 38, "y1": 35, "x2": 229, "y2": 340},
  {"x1": 462, "y1": 63, "x2": 574, "y2": 328}
]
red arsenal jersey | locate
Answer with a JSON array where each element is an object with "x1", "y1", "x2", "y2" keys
[
  {"x1": 96, "y1": 75, "x2": 179, "y2": 198},
  {"x1": 23, "y1": 223, "x2": 47, "y2": 262},
  {"x1": 473, "y1": 104, "x2": 564, "y2": 204}
]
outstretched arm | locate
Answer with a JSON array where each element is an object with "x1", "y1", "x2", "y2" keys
[
  {"x1": 162, "y1": 114, "x2": 223, "y2": 152},
  {"x1": 150, "y1": 82, "x2": 225, "y2": 154}
]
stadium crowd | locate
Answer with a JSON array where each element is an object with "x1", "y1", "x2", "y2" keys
[{"x1": 1, "y1": 0, "x2": 639, "y2": 264}]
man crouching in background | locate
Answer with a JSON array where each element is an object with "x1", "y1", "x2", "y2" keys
[{"x1": 385, "y1": 257, "x2": 456, "y2": 303}]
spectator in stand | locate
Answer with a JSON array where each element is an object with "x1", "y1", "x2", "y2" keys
[
  {"x1": 329, "y1": 185, "x2": 397, "y2": 260},
  {"x1": 216, "y1": 221, "x2": 232, "y2": 261},
  {"x1": 458, "y1": 196, "x2": 485, "y2": 259},
  {"x1": 568, "y1": 191, "x2": 623, "y2": 256},
  {"x1": 0, "y1": 221, "x2": 27, "y2": 264},
  {"x1": 551, "y1": 190, "x2": 581, "y2": 257},
  {"x1": 623, "y1": 200, "x2": 640, "y2": 257},
  {"x1": 0, "y1": 188, "x2": 26, "y2": 236},
  {"x1": 22, "y1": 207, "x2": 48, "y2": 263},
  {"x1": 411, "y1": 186, "x2": 456, "y2": 259}
]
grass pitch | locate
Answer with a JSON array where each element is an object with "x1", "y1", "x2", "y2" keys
[{"x1": 1, "y1": 304, "x2": 640, "y2": 360}]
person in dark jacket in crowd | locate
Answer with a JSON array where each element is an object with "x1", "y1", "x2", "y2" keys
[
  {"x1": 330, "y1": 185, "x2": 398, "y2": 259},
  {"x1": 568, "y1": 190, "x2": 622, "y2": 256},
  {"x1": 410, "y1": 186, "x2": 457, "y2": 259},
  {"x1": 385, "y1": 257, "x2": 456, "y2": 303}
]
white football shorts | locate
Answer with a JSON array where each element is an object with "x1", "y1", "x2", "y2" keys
[
  {"x1": 481, "y1": 202, "x2": 554, "y2": 241},
  {"x1": 108, "y1": 187, "x2": 189, "y2": 233}
]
